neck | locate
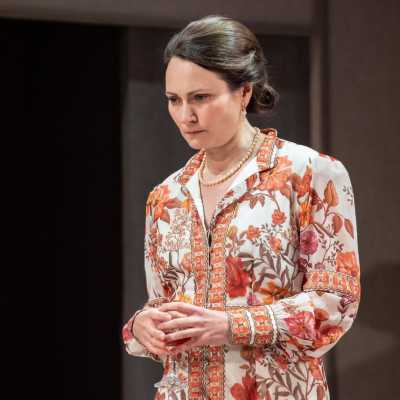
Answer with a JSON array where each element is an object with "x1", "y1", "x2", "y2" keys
[{"x1": 204, "y1": 120, "x2": 256, "y2": 177}]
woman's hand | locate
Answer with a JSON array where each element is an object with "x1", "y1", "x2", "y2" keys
[
  {"x1": 131, "y1": 308, "x2": 172, "y2": 356},
  {"x1": 157, "y1": 302, "x2": 230, "y2": 353}
]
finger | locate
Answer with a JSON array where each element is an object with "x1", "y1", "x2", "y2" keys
[
  {"x1": 158, "y1": 316, "x2": 200, "y2": 332},
  {"x1": 148, "y1": 328, "x2": 166, "y2": 342},
  {"x1": 167, "y1": 311, "x2": 186, "y2": 319},
  {"x1": 159, "y1": 302, "x2": 202, "y2": 315},
  {"x1": 165, "y1": 328, "x2": 203, "y2": 343},
  {"x1": 146, "y1": 343, "x2": 168, "y2": 356},
  {"x1": 148, "y1": 337, "x2": 167, "y2": 350},
  {"x1": 150, "y1": 309, "x2": 173, "y2": 322},
  {"x1": 143, "y1": 331, "x2": 168, "y2": 350}
]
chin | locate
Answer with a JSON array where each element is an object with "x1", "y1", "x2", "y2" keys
[
  {"x1": 182, "y1": 134, "x2": 206, "y2": 150},
  {"x1": 185, "y1": 141, "x2": 203, "y2": 151}
]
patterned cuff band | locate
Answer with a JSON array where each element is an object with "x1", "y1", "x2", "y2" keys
[
  {"x1": 249, "y1": 306, "x2": 274, "y2": 346},
  {"x1": 227, "y1": 309, "x2": 252, "y2": 345},
  {"x1": 227, "y1": 306, "x2": 277, "y2": 347},
  {"x1": 264, "y1": 305, "x2": 278, "y2": 345}
]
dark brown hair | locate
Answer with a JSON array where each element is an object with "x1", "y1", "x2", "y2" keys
[{"x1": 163, "y1": 14, "x2": 279, "y2": 114}]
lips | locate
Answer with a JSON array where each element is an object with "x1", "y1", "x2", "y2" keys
[{"x1": 184, "y1": 130, "x2": 204, "y2": 134}]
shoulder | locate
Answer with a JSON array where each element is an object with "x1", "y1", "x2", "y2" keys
[
  {"x1": 145, "y1": 153, "x2": 197, "y2": 206},
  {"x1": 275, "y1": 136, "x2": 351, "y2": 183},
  {"x1": 157, "y1": 167, "x2": 185, "y2": 189},
  {"x1": 145, "y1": 168, "x2": 183, "y2": 203}
]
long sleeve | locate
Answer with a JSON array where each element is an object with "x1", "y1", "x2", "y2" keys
[
  {"x1": 227, "y1": 155, "x2": 361, "y2": 360},
  {"x1": 121, "y1": 186, "x2": 166, "y2": 361}
]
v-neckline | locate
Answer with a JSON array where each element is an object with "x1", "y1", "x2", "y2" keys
[
  {"x1": 180, "y1": 128, "x2": 279, "y2": 236},
  {"x1": 197, "y1": 153, "x2": 259, "y2": 232}
]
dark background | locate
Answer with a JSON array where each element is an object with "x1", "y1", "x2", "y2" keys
[{"x1": 2, "y1": 19, "x2": 122, "y2": 399}]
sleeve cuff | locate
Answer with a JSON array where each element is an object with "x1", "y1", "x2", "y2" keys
[
  {"x1": 227, "y1": 305, "x2": 278, "y2": 346},
  {"x1": 122, "y1": 306, "x2": 162, "y2": 362}
]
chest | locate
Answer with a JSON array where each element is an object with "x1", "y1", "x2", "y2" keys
[
  {"x1": 155, "y1": 184, "x2": 300, "y2": 309},
  {"x1": 199, "y1": 176, "x2": 237, "y2": 229}
]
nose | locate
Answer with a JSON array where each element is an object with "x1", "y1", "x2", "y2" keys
[{"x1": 178, "y1": 101, "x2": 196, "y2": 124}]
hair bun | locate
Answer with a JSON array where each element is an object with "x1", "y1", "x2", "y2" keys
[{"x1": 248, "y1": 82, "x2": 279, "y2": 114}]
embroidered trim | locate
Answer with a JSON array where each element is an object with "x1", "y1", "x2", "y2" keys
[
  {"x1": 204, "y1": 346, "x2": 225, "y2": 399},
  {"x1": 249, "y1": 306, "x2": 274, "y2": 346},
  {"x1": 207, "y1": 203, "x2": 237, "y2": 311},
  {"x1": 188, "y1": 199, "x2": 207, "y2": 399},
  {"x1": 245, "y1": 310, "x2": 256, "y2": 345},
  {"x1": 269, "y1": 142, "x2": 279, "y2": 168},
  {"x1": 227, "y1": 309, "x2": 252, "y2": 345},
  {"x1": 188, "y1": 347, "x2": 203, "y2": 399},
  {"x1": 177, "y1": 150, "x2": 205, "y2": 186},
  {"x1": 256, "y1": 128, "x2": 278, "y2": 171},
  {"x1": 265, "y1": 304, "x2": 278, "y2": 345},
  {"x1": 303, "y1": 270, "x2": 361, "y2": 301}
]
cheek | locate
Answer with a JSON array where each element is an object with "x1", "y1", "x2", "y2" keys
[
  {"x1": 208, "y1": 100, "x2": 240, "y2": 135},
  {"x1": 213, "y1": 94, "x2": 239, "y2": 122}
]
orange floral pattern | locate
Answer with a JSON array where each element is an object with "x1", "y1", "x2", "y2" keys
[
  {"x1": 259, "y1": 282, "x2": 290, "y2": 305},
  {"x1": 226, "y1": 255, "x2": 252, "y2": 298},
  {"x1": 231, "y1": 372, "x2": 258, "y2": 400},
  {"x1": 122, "y1": 128, "x2": 361, "y2": 399}
]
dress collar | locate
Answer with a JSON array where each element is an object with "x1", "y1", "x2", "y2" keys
[
  {"x1": 175, "y1": 128, "x2": 279, "y2": 233},
  {"x1": 176, "y1": 127, "x2": 279, "y2": 187}
]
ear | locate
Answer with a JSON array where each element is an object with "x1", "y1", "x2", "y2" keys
[{"x1": 241, "y1": 82, "x2": 253, "y2": 106}]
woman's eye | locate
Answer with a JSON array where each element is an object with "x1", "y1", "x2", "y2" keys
[
  {"x1": 166, "y1": 95, "x2": 208, "y2": 104},
  {"x1": 194, "y1": 94, "x2": 209, "y2": 101}
]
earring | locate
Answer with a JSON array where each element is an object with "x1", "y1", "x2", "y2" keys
[{"x1": 241, "y1": 102, "x2": 247, "y2": 118}]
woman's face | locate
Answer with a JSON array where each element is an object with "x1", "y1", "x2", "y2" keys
[{"x1": 165, "y1": 56, "x2": 248, "y2": 151}]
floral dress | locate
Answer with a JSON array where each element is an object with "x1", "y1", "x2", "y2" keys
[{"x1": 122, "y1": 128, "x2": 361, "y2": 400}]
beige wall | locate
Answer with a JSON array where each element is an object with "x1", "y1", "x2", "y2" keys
[
  {"x1": 0, "y1": 0, "x2": 314, "y2": 33},
  {"x1": 328, "y1": 0, "x2": 400, "y2": 398}
]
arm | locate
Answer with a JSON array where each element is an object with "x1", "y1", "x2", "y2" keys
[
  {"x1": 227, "y1": 155, "x2": 361, "y2": 359},
  {"x1": 121, "y1": 186, "x2": 170, "y2": 361}
]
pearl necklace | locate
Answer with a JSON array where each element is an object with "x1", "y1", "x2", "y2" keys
[{"x1": 199, "y1": 127, "x2": 260, "y2": 187}]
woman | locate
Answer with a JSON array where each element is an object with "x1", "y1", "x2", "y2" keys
[{"x1": 122, "y1": 15, "x2": 361, "y2": 400}]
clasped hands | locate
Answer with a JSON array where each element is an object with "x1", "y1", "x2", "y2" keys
[{"x1": 132, "y1": 302, "x2": 229, "y2": 356}]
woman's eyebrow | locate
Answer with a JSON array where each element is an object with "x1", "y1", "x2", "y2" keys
[{"x1": 165, "y1": 89, "x2": 210, "y2": 96}]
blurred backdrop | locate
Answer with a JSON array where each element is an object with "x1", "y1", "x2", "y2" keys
[{"x1": 2, "y1": 1, "x2": 399, "y2": 399}]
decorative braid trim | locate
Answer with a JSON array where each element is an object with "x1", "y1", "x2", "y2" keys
[
  {"x1": 227, "y1": 309, "x2": 252, "y2": 345},
  {"x1": 303, "y1": 270, "x2": 361, "y2": 301},
  {"x1": 245, "y1": 310, "x2": 256, "y2": 345},
  {"x1": 265, "y1": 305, "x2": 278, "y2": 345},
  {"x1": 249, "y1": 306, "x2": 274, "y2": 346}
]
